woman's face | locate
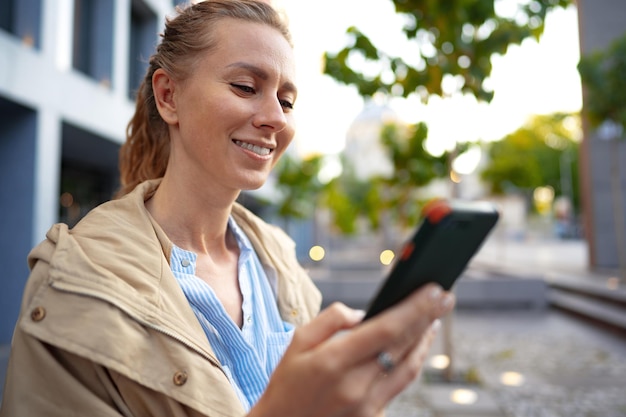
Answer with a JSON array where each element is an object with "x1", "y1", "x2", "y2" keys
[{"x1": 164, "y1": 18, "x2": 297, "y2": 194}]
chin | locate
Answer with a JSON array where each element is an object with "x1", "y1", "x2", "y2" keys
[
  {"x1": 241, "y1": 183, "x2": 264, "y2": 192},
  {"x1": 239, "y1": 175, "x2": 269, "y2": 192}
]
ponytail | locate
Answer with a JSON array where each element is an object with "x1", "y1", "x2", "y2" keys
[{"x1": 116, "y1": 65, "x2": 169, "y2": 198}]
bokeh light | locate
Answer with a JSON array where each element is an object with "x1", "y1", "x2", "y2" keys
[
  {"x1": 429, "y1": 354, "x2": 450, "y2": 370},
  {"x1": 450, "y1": 389, "x2": 478, "y2": 405},
  {"x1": 500, "y1": 371, "x2": 525, "y2": 387},
  {"x1": 379, "y1": 249, "x2": 395, "y2": 265},
  {"x1": 309, "y1": 245, "x2": 325, "y2": 262}
]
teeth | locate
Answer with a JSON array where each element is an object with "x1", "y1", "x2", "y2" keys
[{"x1": 234, "y1": 140, "x2": 271, "y2": 156}]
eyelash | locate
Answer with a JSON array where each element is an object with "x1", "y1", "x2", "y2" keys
[{"x1": 231, "y1": 84, "x2": 294, "y2": 111}]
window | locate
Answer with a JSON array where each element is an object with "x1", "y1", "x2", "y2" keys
[
  {"x1": 60, "y1": 122, "x2": 120, "y2": 227},
  {"x1": 72, "y1": 0, "x2": 114, "y2": 86},
  {"x1": 0, "y1": 0, "x2": 42, "y2": 49}
]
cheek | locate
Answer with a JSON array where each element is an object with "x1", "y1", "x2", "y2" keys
[
  {"x1": 274, "y1": 124, "x2": 296, "y2": 162},
  {"x1": 283, "y1": 116, "x2": 296, "y2": 146},
  {"x1": 180, "y1": 95, "x2": 231, "y2": 138}
]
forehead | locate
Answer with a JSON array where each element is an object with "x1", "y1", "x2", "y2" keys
[{"x1": 203, "y1": 18, "x2": 296, "y2": 81}]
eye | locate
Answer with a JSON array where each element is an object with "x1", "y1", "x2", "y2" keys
[
  {"x1": 280, "y1": 99, "x2": 294, "y2": 110},
  {"x1": 231, "y1": 84, "x2": 255, "y2": 94}
]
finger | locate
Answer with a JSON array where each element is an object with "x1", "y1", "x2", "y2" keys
[
  {"x1": 335, "y1": 319, "x2": 443, "y2": 417},
  {"x1": 289, "y1": 302, "x2": 365, "y2": 352},
  {"x1": 369, "y1": 319, "x2": 442, "y2": 408},
  {"x1": 327, "y1": 284, "x2": 454, "y2": 367}
]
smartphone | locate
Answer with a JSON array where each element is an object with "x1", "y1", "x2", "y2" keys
[{"x1": 364, "y1": 199, "x2": 499, "y2": 320}]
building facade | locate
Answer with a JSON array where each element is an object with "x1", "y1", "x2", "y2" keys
[
  {"x1": 0, "y1": 0, "x2": 187, "y2": 346},
  {"x1": 576, "y1": 0, "x2": 626, "y2": 271}
]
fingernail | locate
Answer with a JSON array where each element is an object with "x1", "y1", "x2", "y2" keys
[
  {"x1": 352, "y1": 309, "x2": 366, "y2": 322},
  {"x1": 429, "y1": 286, "x2": 442, "y2": 300},
  {"x1": 432, "y1": 319, "x2": 442, "y2": 332},
  {"x1": 441, "y1": 293, "x2": 455, "y2": 309}
]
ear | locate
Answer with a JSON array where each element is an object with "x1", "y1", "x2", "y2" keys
[{"x1": 153, "y1": 68, "x2": 179, "y2": 125}]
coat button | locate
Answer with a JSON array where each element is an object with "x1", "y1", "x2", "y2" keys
[
  {"x1": 173, "y1": 371, "x2": 188, "y2": 386},
  {"x1": 31, "y1": 307, "x2": 46, "y2": 322}
]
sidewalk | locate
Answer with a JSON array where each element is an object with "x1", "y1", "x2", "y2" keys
[
  {"x1": 387, "y1": 307, "x2": 626, "y2": 417},
  {"x1": 469, "y1": 234, "x2": 623, "y2": 287}
]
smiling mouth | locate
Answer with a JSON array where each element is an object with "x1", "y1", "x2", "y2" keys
[{"x1": 233, "y1": 140, "x2": 272, "y2": 156}]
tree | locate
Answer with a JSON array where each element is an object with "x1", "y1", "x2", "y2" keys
[
  {"x1": 273, "y1": 153, "x2": 326, "y2": 219},
  {"x1": 578, "y1": 33, "x2": 626, "y2": 279},
  {"x1": 321, "y1": 121, "x2": 454, "y2": 234},
  {"x1": 324, "y1": 0, "x2": 572, "y2": 103},
  {"x1": 480, "y1": 113, "x2": 581, "y2": 212}
]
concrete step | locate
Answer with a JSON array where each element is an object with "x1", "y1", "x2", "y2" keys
[
  {"x1": 454, "y1": 273, "x2": 547, "y2": 310},
  {"x1": 547, "y1": 286, "x2": 626, "y2": 332},
  {"x1": 546, "y1": 275, "x2": 626, "y2": 304},
  {"x1": 312, "y1": 266, "x2": 549, "y2": 311}
]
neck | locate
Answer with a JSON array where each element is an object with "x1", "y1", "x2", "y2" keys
[{"x1": 146, "y1": 173, "x2": 240, "y2": 255}]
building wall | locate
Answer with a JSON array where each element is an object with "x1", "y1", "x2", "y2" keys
[
  {"x1": 0, "y1": 100, "x2": 36, "y2": 343},
  {"x1": 0, "y1": 0, "x2": 179, "y2": 345},
  {"x1": 577, "y1": 0, "x2": 626, "y2": 270}
]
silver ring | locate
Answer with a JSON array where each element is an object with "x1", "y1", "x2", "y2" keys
[{"x1": 377, "y1": 351, "x2": 395, "y2": 373}]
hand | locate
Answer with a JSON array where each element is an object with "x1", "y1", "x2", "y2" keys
[{"x1": 249, "y1": 284, "x2": 455, "y2": 417}]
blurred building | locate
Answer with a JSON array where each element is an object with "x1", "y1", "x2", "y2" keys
[
  {"x1": 344, "y1": 97, "x2": 396, "y2": 181},
  {"x1": 576, "y1": 0, "x2": 626, "y2": 271},
  {"x1": 0, "y1": 0, "x2": 188, "y2": 347}
]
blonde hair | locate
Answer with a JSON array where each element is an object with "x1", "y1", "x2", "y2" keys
[{"x1": 117, "y1": 0, "x2": 291, "y2": 197}]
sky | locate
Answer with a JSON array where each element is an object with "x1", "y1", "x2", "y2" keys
[{"x1": 274, "y1": 1, "x2": 583, "y2": 161}]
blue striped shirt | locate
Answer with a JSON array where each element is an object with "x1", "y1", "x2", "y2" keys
[{"x1": 170, "y1": 217, "x2": 294, "y2": 411}]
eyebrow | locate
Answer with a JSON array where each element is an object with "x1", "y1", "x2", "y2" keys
[{"x1": 226, "y1": 61, "x2": 298, "y2": 95}]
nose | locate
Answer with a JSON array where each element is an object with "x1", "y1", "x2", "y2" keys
[{"x1": 253, "y1": 95, "x2": 288, "y2": 132}]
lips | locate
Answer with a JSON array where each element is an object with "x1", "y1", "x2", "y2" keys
[{"x1": 233, "y1": 139, "x2": 273, "y2": 156}]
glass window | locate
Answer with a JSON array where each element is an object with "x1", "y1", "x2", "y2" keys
[
  {"x1": 0, "y1": 0, "x2": 42, "y2": 49},
  {"x1": 60, "y1": 122, "x2": 120, "y2": 227},
  {"x1": 72, "y1": 0, "x2": 114, "y2": 86}
]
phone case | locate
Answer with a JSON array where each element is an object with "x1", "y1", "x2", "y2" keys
[{"x1": 364, "y1": 199, "x2": 499, "y2": 320}]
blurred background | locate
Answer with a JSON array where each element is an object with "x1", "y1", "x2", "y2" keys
[{"x1": 1, "y1": 0, "x2": 625, "y2": 414}]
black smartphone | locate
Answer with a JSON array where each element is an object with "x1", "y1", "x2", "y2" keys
[{"x1": 364, "y1": 199, "x2": 499, "y2": 320}]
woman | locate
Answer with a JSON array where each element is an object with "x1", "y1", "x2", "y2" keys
[{"x1": 0, "y1": 1, "x2": 455, "y2": 416}]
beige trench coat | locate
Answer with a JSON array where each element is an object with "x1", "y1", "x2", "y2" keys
[{"x1": 0, "y1": 179, "x2": 321, "y2": 417}]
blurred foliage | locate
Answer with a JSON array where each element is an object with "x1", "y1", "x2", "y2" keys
[
  {"x1": 321, "y1": 122, "x2": 462, "y2": 233},
  {"x1": 480, "y1": 113, "x2": 580, "y2": 211},
  {"x1": 324, "y1": 0, "x2": 571, "y2": 102},
  {"x1": 320, "y1": 158, "x2": 372, "y2": 234},
  {"x1": 273, "y1": 121, "x2": 462, "y2": 234},
  {"x1": 578, "y1": 32, "x2": 626, "y2": 133},
  {"x1": 373, "y1": 122, "x2": 453, "y2": 227},
  {"x1": 273, "y1": 154, "x2": 326, "y2": 218}
]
